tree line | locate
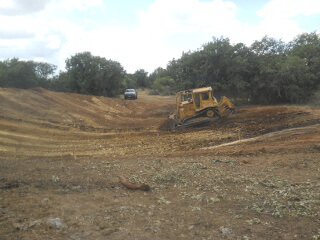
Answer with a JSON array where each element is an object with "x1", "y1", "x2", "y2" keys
[
  {"x1": 0, "y1": 32, "x2": 319, "y2": 104},
  {"x1": 150, "y1": 32, "x2": 320, "y2": 104}
]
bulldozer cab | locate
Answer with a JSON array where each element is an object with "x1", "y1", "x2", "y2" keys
[{"x1": 176, "y1": 87, "x2": 218, "y2": 121}]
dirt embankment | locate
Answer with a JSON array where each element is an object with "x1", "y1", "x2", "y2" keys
[{"x1": 0, "y1": 87, "x2": 319, "y2": 240}]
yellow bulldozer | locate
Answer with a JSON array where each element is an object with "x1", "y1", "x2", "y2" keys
[{"x1": 169, "y1": 86, "x2": 235, "y2": 130}]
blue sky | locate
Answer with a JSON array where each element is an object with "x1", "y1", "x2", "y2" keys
[{"x1": 0, "y1": 0, "x2": 319, "y2": 73}]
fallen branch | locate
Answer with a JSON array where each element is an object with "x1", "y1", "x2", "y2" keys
[{"x1": 118, "y1": 176, "x2": 150, "y2": 191}]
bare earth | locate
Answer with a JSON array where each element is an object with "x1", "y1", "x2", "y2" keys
[{"x1": 0, "y1": 87, "x2": 319, "y2": 240}]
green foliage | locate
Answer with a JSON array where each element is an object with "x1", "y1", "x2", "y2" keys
[
  {"x1": 64, "y1": 52, "x2": 125, "y2": 97},
  {"x1": 122, "y1": 74, "x2": 136, "y2": 90},
  {"x1": 0, "y1": 58, "x2": 56, "y2": 89},
  {"x1": 150, "y1": 33, "x2": 320, "y2": 104},
  {"x1": 276, "y1": 56, "x2": 314, "y2": 103},
  {"x1": 121, "y1": 69, "x2": 151, "y2": 91},
  {"x1": 133, "y1": 69, "x2": 149, "y2": 88},
  {"x1": 249, "y1": 37, "x2": 287, "y2": 103},
  {"x1": 148, "y1": 67, "x2": 167, "y2": 86},
  {"x1": 65, "y1": 52, "x2": 97, "y2": 94},
  {"x1": 150, "y1": 76, "x2": 175, "y2": 95},
  {"x1": 49, "y1": 71, "x2": 70, "y2": 92}
]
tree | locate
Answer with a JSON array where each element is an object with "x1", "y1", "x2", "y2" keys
[
  {"x1": 50, "y1": 71, "x2": 70, "y2": 92},
  {"x1": 148, "y1": 67, "x2": 167, "y2": 87},
  {"x1": 150, "y1": 76, "x2": 175, "y2": 95},
  {"x1": 34, "y1": 62, "x2": 57, "y2": 88},
  {"x1": 0, "y1": 58, "x2": 38, "y2": 89},
  {"x1": 249, "y1": 36, "x2": 287, "y2": 103},
  {"x1": 223, "y1": 43, "x2": 252, "y2": 103},
  {"x1": 133, "y1": 69, "x2": 149, "y2": 88},
  {"x1": 64, "y1": 52, "x2": 125, "y2": 97},
  {"x1": 289, "y1": 32, "x2": 320, "y2": 93},
  {"x1": 122, "y1": 73, "x2": 137, "y2": 90},
  {"x1": 0, "y1": 61, "x2": 6, "y2": 87},
  {"x1": 289, "y1": 32, "x2": 320, "y2": 67},
  {"x1": 95, "y1": 59, "x2": 125, "y2": 97},
  {"x1": 150, "y1": 33, "x2": 319, "y2": 103},
  {"x1": 0, "y1": 58, "x2": 58, "y2": 90},
  {"x1": 65, "y1": 52, "x2": 99, "y2": 94},
  {"x1": 35, "y1": 62, "x2": 56, "y2": 79},
  {"x1": 276, "y1": 56, "x2": 314, "y2": 103}
]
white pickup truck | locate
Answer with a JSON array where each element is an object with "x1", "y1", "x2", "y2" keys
[{"x1": 124, "y1": 89, "x2": 138, "y2": 100}]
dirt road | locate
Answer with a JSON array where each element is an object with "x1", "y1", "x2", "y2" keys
[{"x1": 0, "y1": 87, "x2": 319, "y2": 240}]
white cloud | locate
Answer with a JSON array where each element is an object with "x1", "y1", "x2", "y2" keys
[
  {"x1": 0, "y1": 0, "x2": 15, "y2": 8},
  {"x1": 0, "y1": 29, "x2": 34, "y2": 39},
  {"x1": 0, "y1": 0, "x2": 319, "y2": 74},
  {"x1": 0, "y1": 0, "x2": 103, "y2": 16},
  {"x1": 0, "y1": 0, "x2": 104, "y2": 69},
  {"x1": 129, "y1": 0, "x2": 240, "y2": 72},
  {"x1": 9, "y1": 0, "x2": 241, "y2": 73},
  {"x1": 0, "y1": 0, "x2": 52, "y2": 16},
  {"x1": 46, "y1": 35, "x2": 62, "y2": 49},
  {"x1": 139, "y1": 0, "x2": 237, "y2": 36},
  {"x1": 254, "y1": 0, "x2": 320, "y2": 42},
  {"x1": 52, "y1": 0, "x2": 104, "y2": 11},
  {"x1": 257, "y1": 0, "x2": 320, "y2": 19}
]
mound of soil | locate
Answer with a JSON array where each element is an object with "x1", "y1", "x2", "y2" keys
[{"x1": 0, "y1": 87, "x2": 175, "y2": 132}]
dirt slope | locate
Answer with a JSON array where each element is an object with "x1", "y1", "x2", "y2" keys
[{"x1": 0, "y1": 87, "x2": 319, "y2": 240}]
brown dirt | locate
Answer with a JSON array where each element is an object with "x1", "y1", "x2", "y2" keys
[{"x1": 0, "y1": 87, "x2": 319, "y2": 240}]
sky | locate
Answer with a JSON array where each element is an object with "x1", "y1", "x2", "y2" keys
[{"x1": 0, "y1": 0, "x2": 320, "y2": 74}]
